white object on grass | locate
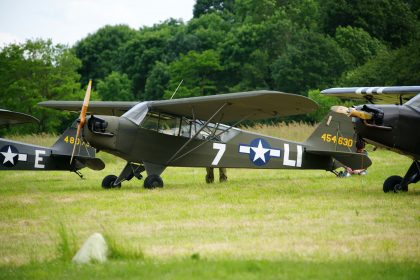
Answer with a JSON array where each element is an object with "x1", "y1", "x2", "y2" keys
[{"x1": 72, "y1": 233, "x2": 108, "y2": 264}]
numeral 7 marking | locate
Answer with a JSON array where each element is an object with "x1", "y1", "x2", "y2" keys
[{"x1": 212, "y1": 143, "x2": 226, "y2": 165}]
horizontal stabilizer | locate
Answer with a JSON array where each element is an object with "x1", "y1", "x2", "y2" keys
[
  {"x1": 77, "y1": 158, "x2": 105, "y2": 171},
  {"x1": 306, "y1": 149, "x2": 372, "y2": 170}
]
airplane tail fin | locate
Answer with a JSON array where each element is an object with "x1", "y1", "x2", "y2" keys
[
  {"x1": 51, "y1": 121, "x2": 105, "y2": 171},
  {"x1": 304, "y1": 111, "x2": 371, "y2": 170}
]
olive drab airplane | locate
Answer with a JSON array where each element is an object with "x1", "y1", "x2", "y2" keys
[
  {"x1": 323, "y1": 86, "x2": 420, "y2": 193},
  {"x1": 39, "y1": 82, "x2": 371, "y2": 189},
  {"x1": 0, "y1": 108, "x2": 105, "y2": 175}
]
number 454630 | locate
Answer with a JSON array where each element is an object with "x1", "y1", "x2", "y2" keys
[{"x1": 321, "y1": 133, "x2": 353, "y2": 147}]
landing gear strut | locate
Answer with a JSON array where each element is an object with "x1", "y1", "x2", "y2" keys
[
  {"x1": 101, "y1": 162, "x2": 166, "y2": 190},
  {"x1": 383, "y1": 161, "x2": 419, "y2": 193},
  {"x1": 101, "y1": 162, "x2": 144, "y2": 189}
]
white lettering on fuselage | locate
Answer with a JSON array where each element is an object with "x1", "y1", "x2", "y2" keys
[
  {"x1": 283, "y1": 144, "x2": 303, "y2": 167},
  {"x1": 35, "y1": 150, "x2": 46, "y2": 169}
]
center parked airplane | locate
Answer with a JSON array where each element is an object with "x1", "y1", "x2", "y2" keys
[{"x1": 40, "y1": 82, "x2": 371, "y2": 189}]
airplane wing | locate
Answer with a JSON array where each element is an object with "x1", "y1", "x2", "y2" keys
[
  {"x1": 148, "y1": 90, "x2": 317, "y2": 121},
  {"x1": 40, "y1": 91, "x2": 318, "y2": 122},
  {"x1": 0, "y1": 109, "x2": 40, "y2": 126},
  {"x1": 321, "y1": 86, "x2": 420, "y2": 104}
]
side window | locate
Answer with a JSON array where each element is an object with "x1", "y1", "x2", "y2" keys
[
  {"x1": 141, "y1": 113, "x2": 159, "y2": 131},
  {"x1": 158, "y1": 115, "x2": 179, "y2": 136},
  {"x1": 140, "y1": 112, "x2": 180, "y2": 136}
]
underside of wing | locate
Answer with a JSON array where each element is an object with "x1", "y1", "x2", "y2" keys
[
  {"x1": 321, "y1": 86, "x2": 420, "y2": 104},
  {"x1": 38, "y1": 101, "x2": 139, "y2": 116},
  {"x1": 0, "y1": 109, "x2": 39, "y2": 126},
  {"x1": 148, "y1": 90, "x2": 318, "y2": 122}
]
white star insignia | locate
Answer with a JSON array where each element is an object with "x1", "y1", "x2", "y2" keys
[
  {"x1": 251, "y1": 140, "x2": 269, "y2": 163},
  {"x1": 1, "y1": 146, "x2": 17, "y2": 165}
]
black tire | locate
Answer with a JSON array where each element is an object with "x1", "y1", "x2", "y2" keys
[
  {"x1": 102, "y1": 175, "x2": 121, "y2": 189},
  {"x1": 383, "y1": 175, "x2": 404, "y2": 193},
  {"x1": 144, "y1": 175, "x2": 164, "y2": 189}
]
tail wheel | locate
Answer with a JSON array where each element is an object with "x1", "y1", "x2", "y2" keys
[
  {"x1": 383, "y1": 175, "x2": 407, "y2": 193},
  {"x1": 102, "y1": 175, "x2": 121, "y2": 189},
  {"x1": 144, "y1": 175, "x2": 164, "y2": 189}
]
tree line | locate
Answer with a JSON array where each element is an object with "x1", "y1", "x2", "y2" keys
[{"x1": 1, "y1": 0, "x2": 419, "y2": 134}]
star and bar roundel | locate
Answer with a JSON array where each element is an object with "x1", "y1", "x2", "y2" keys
[
  {"x1": 238, "y1": 138, "x2": 281, "y2": 166},
  {"x1": 0, "y1": 145, "x2": 27, "y2": 167}
]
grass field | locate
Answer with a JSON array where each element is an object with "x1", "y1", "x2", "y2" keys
[{"x1": 0, "y1": 126, "x2": 419, "y2": 279}]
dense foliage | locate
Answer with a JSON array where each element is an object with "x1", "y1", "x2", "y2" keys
[{"x1": 1, "y1": 0, "x2": 419, "y2": 134}]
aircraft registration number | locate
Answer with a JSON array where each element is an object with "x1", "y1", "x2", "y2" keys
[
  {"x1": 320, "y1": 133, "x2": 353, "y2": 148},
  {"x1": 63, "y1": 136, "x2": 90, "y2": 147}
]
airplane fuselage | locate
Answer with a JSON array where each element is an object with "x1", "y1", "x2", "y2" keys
[{"x1": 354, "y1": 104, "x2": 420, "y2": 160}]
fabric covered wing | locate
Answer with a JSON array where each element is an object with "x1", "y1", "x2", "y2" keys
[
  {"x1": 38, "y1": 101, "x2": 139, "y2": 116},
  {"x1": 148, "y1": 90, "x2": 318, "y2": 122},
  {"x1": 0, "y1": 109, "x2": 39, "y2": 126},
  {"x1": 321, "y1": 86, "x2": 420, "y2": 104}
]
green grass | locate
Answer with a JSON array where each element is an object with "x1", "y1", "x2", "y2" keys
[{"x1": 0, "y1": 131, "x2": 419, "y2": 279}]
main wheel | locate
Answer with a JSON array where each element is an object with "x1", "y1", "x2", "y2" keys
[
  {"x1": 383, "y1": 175, "x2": 407, "y2": 193},
  {"x1": 144, "y1": 175, "x2": 164, "y2": 189},
  {"x1": 102, "y1": 175, "x2": 121, "y2": 189}
]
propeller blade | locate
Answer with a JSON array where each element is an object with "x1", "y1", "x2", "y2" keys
[
  {"x1": 70, "y1": 80, "x2": 92, "y2": 164},
  {"x1": 331, "y1": 105, "x2": 350, "y2": 115},
  {"x1": 348, "y1": 109, "x2": 373, "y2": 120},
  {"x1": 330, "y1": 105, "x2": 373, "y2": 120}
]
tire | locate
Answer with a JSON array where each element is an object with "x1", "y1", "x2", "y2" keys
[
  {"x1": 144, "y1": 175, "x2": 164, "y2": 189},
  {"x1": 102, "y1": 175, "x2": 121, "y2": 189},
  {"x1": 383, "y1": 175, "x2": 404, "y2": 193}
]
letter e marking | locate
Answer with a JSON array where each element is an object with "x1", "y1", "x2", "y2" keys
[{"x1": 35, "y1": 150, "x2": 46, "y2": 169}]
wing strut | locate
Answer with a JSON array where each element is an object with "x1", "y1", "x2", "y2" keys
[{"x1": 166, "y1": 103, "x2": 228, "y2": 164}]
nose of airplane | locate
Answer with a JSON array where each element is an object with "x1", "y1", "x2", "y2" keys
[{"x1": 83, "y1": 115, "x2": 120, "y2": 151}]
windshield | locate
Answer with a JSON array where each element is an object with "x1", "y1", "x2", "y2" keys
[
  {"x1": 122, "y1": 102, "x2": 149, "y2": 125},
  {"x1": 405, "y1": 94, "x2": 420, "y2": 112}
]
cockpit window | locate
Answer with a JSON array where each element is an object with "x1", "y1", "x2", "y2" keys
[
  {"x1": 138, "y1": 110, "x2": 240, "y2": 141},
  {"x1": 141, "y1": 112, "x2": 180, "y2": 136},
  {"x1": 122, "y1": 102, "x2": 149, "y2": 125},
  {"x1": 405, "y1": 94, "x2": 420, "y2": 112}
]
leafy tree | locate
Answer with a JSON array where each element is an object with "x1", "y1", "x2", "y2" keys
[
  {"x1": 307, "y1": 89, "x2": 353, "y2": 122},
  {"x1": 271, "y1": 31, "x2": 349, "y2": 95},
  {"x1": 119, "y1": 20, "x2": 186, "y2": 99},
  {"x1": 0, "y1": 39, "x2": 83, "y2": 134},
  {"x1": 144, "y1": 62, "x2": 170, "y2": 101},
  {"x1": 193, "y1": 0, "x2": 235, "y2": 18},
  {"x1": 334, "y1": 26, "x2": 386, "y2": 67},
  {"x1": 164, "y1": 50, "x2": 224, "y2": 98},
  {"x1": 319, "y1": 0, "x2": 419, "y2": 48},
  {"x1": 187, "y1": 13, "x2": 231, "y2": 51},
  {"x1": 74, "y1": 25, "x2": 137, "y2": 86},
  {"x1": 97, "y1": 71, "x2": 134, "y2": 101},
  {"x1": 340, "y1": 40, "x2": 420, "y2": 86}
]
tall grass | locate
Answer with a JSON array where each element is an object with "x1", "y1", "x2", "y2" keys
[
  {"x1": 56, "y1": 223, "x2": 77, "y2": 261},
  {"x1": 104, "y1": 234, "x2": 144, "y2": 260},
  {"x1": 55, "y1": 224, "x2": 144, "y2": 262},
  {"x1": 243, "y1": 121, "x2": 316, "y2": 141}
]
